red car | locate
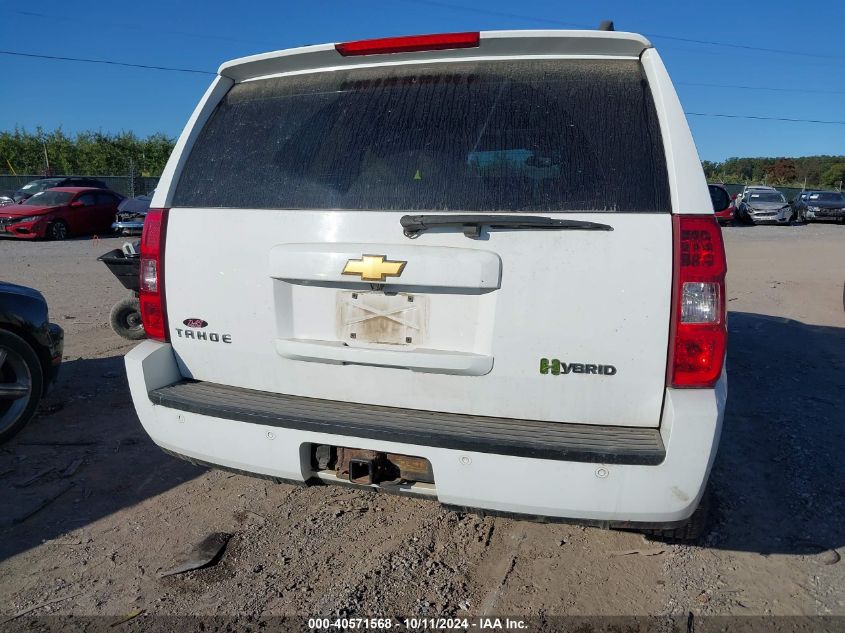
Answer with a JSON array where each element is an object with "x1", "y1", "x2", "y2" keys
[
  {"x1": 708, "y1": 183, "x2": 734, "y2": 225},
  {"x1": 0, "y1": 187, "x2": 124, "y2": 240}
]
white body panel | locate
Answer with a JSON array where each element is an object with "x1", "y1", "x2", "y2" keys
[
  {"x1": 132, "y1": 30, "x2": 726, "y2": 523},
  {"x1": 164, "y1": 210, "x2": 671, "y2": 426},
  {"x1": 127, "y1": 341, "x2": 725, "y2": 522}
]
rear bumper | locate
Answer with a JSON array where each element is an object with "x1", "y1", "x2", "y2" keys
[{"x1": 126, "y1": 341, "x2": 726, "y2": 525}]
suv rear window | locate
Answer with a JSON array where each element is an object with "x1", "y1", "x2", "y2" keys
[{"x1": 174, "y1": 59, "x2": 670, "y2": 213}]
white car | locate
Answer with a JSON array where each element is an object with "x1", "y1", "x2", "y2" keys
[
  {"x1": 734, "y1": 184, "x2": 776, "y2": 210},
  {"x1": 126, "y1": 29, "x2": 727, "y2": 540}
]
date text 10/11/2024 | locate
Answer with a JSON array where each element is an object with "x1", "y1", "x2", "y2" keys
[{"x1": 307, "y1": 618, "x2": 529, "y2": 630}]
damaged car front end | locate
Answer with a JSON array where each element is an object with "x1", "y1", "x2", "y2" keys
[
  {"x1": 112, "y1": 191, "x2": 153, "y2": 234},
  {"x1": 803, "y1": 191, "x2": 845, "y2": 223},
  {"x1": 739, "y1": 191, "x2": 793, "y2": 225}
]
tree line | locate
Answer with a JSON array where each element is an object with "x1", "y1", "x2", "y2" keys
[
  {"x1": 2, "y1": 128, "x2": 844, "y2": 190},
  {"x1": 702, "y1": 156, "x2": 845, "y2": 189},
  {"x1": 0, "y1": 128, "x2": 174, "y2": 178}
]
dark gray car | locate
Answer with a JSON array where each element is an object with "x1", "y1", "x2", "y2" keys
[
  {"x1": 13, "y1": 177, "x2": 108, "y2": 203},
  {"x1": 793, "y1": 191, "x2": 845, "y2": 223}
]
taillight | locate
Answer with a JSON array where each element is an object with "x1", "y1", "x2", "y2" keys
[
  {"x1": 335, "y1": 32, "x2": 480, "y2": 56},
  {"x1": 139, "y1": 208, "x2": 169, "y2": 342},
  {"x1": 668, "y1": 215, "x2": 727, "y2": 388}
]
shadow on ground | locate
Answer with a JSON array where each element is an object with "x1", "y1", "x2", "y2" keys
[
  {"x1": 709, "y1": 311, "x2": 845, "y2": 555},
  {"x1": 1, "y1": 312, "x2": 843, "y2": 562},
  {"x1": 0, "y1": 355, "x2": 204, "y2": 562}
]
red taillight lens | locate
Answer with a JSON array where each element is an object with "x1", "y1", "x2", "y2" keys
[
  {"x1": 335, "y1": 32, "x2": 480, "y2": 56},
  {"x1": 668, "y1": 215, "x2": 727, "y2": 388},
  {"x1": 139, "y1": 208, "x2": 169, "y2": 342}
]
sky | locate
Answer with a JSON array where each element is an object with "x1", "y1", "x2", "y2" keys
[{"x1": 1, "y1": 0, "x2": 844, "y2": 162}]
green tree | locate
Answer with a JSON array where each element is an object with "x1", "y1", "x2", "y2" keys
[
  {"x1": 0, "y1": 128, "x2": 175, "y2": 176},
  {"x1": 820, "y1": 163, "x2": 845, "y2": 189}
]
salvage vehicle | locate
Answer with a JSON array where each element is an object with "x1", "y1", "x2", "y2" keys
[
  {"x1": 126, "y1": 29, "x2": 727, "y2": 540},
  {"x1": 708, "y1": 183, "x2": 734, "y2": 225},
  {"x1": 112, "y1": 191, "x2": 154, "y2": 234},
  {"x1": 0, "y1": 283, "x2": 63, "y2": 442},
  {"x1": 0, "y1": 187, "x2": 123, "y2": 240},
  {"x1": 737, "y1": 188, "x2": 793, "y2": 225},
  {"x1": 793, "y1": 190, "x2": 845, "y2": 223},
  {"x1": 734, "y1": 184, "x2": 774, "y2": 210},
  {"x1": 13, "y1": 177, "x2": 108, "y2": 203}
]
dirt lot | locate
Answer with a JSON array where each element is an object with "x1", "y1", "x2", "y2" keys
[{"x1": 1, "y1": 224, "x2": 844, "y2": 626}]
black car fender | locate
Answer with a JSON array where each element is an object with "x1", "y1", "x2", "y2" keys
[{"x1": 0, "y1": 283, "x2": 64, "y2": 389}]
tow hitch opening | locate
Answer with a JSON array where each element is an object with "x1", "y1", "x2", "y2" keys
[{"x1": 310, "y1": 445, "x2": 434, "y2": 487}]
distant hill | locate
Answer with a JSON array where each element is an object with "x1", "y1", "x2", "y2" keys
[{"x1": 703, "y1": 156, "x2": 845, "y2": 190}]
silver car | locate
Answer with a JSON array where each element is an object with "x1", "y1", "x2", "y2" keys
[{"x1": 738, "y1": 190, "x2": 793, "y2": 225}]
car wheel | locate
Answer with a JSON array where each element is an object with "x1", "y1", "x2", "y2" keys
[
  {"x1": 109, "y1": 296, "x2": 146, "y2": 340},
  {"x1": 47, "y1": 220, "x2": 68, "y2": 241},
  {"x1": 0, "y1": 330, "x2": 45, "y2": 443}
]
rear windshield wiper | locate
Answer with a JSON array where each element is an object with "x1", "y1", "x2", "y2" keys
[{"x1": 400, "y1": 214, "x2": 614, "y2": 238}]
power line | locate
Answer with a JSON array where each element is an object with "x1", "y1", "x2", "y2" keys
[
  {"x1": 685, "y1": 112, "x2": 845, "y2": 125},
  {"x1": 0, "y1": 50, "x2": 215, "y2": 75},
  {"x1": 677, "y1": 81, "x2": 845, "y2": 95},
  {"x1": 395, "y1": 0, "x2": 845, "y2": 61},
  {"x1": 4, "y1": 50, "x2": 845, "y2": 125},
  {"x1": 641, "y1": 33, "x2": 843, "y2": 60}
]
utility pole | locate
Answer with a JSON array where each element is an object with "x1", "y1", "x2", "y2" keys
[{"x1": 42, "y1": 139, "x2": 50, "y2": 176}]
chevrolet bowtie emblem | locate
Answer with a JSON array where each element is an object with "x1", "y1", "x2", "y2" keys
[{"x1": 342, "y1": 254, "x2": 407, "y2": 282}]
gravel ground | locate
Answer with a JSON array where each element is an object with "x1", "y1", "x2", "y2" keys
[{"x1": 0, "y1": 223, "x2": 843, "y2": 625}]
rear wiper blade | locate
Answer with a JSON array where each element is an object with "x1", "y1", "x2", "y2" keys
[{"x1": 400, "y1": 214, "x2": 613, "y2": 238}]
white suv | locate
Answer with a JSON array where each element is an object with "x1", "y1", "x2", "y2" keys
[{"x1": 126, "y1": 30, "x2": 727, "y2": 540}]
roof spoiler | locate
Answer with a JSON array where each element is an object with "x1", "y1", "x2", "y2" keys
[{"x1": 218, "y1": 30, "x2": 652, "y2": 82}]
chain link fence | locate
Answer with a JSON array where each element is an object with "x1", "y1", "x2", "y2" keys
[
  {"x1": 716, "y1": 183, "x2": 806, "y2": 201},
  {"x1": 0, "y1": 174, "x2": 814, "y2": 204}
]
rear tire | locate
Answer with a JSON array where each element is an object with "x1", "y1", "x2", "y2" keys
[
  {"x1": 46, "y1": 220, "x2": 68, "y2": 241},
  {"x1": 0, "y1": 330, "x2": 44, "y2": 443},
  {"x1": 109, "y1": 297, "x2": 145, "y2": 340},
  {"x1": 643, "y1": 486, "x2": 713, "y2": 543}
]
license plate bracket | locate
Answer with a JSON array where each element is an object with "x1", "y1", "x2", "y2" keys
[{"x1": 337, "y1": 290, "x2": 428, "y2": 347}]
